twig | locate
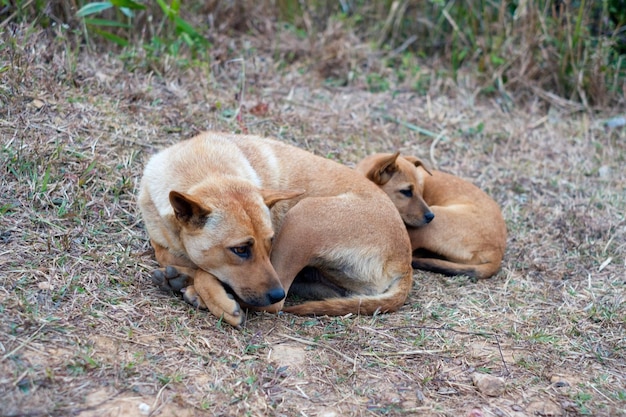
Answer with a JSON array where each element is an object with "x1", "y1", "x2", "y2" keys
[
  {"x1": 527, "y1": 84, "x2": 586, "y2": 112},
  {"x1": 388, "y1": 35, "x2": 417, "y2": 58},
  {"x1": 442, "y1": 8, "x2": 470, "y2": 46},
  {"x1": 1, "y1": 323, "x2": 46, "y2": 362},
  {"x1": 13, "y1": 370, "x2": 29, "y2": 387},
  {"x1": 378, "y1": 0, "x2": 403, "y2": 48},
  {"x1": 429, "y1": 130, "x2": 446, "y2": 169},
  {"x1": 492, "y1": 333, "x2": 510, "y2": 377},
  {"x1": 280, "y1": 97, "x2": 327, "y2": 113},
  {"x1": 384, "y1": 325, "x2": 511, "y2": 376},
  {"x1": 378, "y1": 114, "x2": 446, "y2": 140},
  {"x1": 150, "y1": 382, "x2": 169, "y2": 417},
  {"x1": 361, "y1": 349, "x2": 445, "y2": 357},
  {"x1": 278, "y1": 333, "x2": 356, "y2": 366}
]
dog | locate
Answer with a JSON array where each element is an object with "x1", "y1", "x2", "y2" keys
[
  {"x1": 356, "y1": 152, "x2": 506, "y2": 279},
  {"x1": 138, "y1": 132, "x2": 413, "y2": 327}
]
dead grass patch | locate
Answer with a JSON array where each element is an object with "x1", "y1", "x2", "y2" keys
[{"x1": 1, "y1": 25, "x2": 625, "y2": 417}]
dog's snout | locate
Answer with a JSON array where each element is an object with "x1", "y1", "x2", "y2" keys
[
  {"x1": 424, "y1": 211, "x2": 435, "y2": 223},
  {"x1": 266, "y1": 287, "x2": 286, "y2": 304}
]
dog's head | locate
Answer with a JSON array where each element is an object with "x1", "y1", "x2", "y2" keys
[
  {"x1": 169, "y1": 182, "x2": 303, "y2": 307},
  {"x1": 356, "y1": 152, "x2": 435, "y2": 227}
]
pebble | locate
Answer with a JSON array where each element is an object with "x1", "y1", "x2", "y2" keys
[
  {"x1": 138, "y1": 403, "x2": 150, "y2": 415},
  {"x1": 472, "y1": 372, "x2": 505, "y2": 397},
  {"x1": 598, "y1": 165, "x2": 611, "y2": 179}
]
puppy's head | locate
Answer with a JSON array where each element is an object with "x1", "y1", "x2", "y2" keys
[
  {"x1": 169, "y1": 183, "x2": 303, "y2": 307},
  {"x1": 356, "y1": 152, "x2": 434, "y2": 227}
]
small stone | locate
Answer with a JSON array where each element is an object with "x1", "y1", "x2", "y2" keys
[
  {"x1": 138, "y1": 402, "x2": 150, "y2": 415},
  {"x1": 437, "y1": 387, "x2": 458, "y2": 395},
  {"x1": 598, "y1": 165, "x2": 611, "y2": 179},
  {"x1": 526, "y1": 399, "x2": 563, "y2": 416},
  {"x1": 30, "y1": 99, "x2": 45, "y2": 109},
  {"x1": 472, "y1": 372, "x2": 505, "y2": 397},
  {"x1": 605, "y1": 115, "x2": 626, "y2": 129},
  {"x1": 415, "y1": 389, "x2": 425, "y2": 403},
  {"x1": 549, "y1": 373, "x2": 579, "y2": 388}
]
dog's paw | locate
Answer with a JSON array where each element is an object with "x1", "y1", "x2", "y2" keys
[
  {"x1": 182, "y1": 286, "x2": 244, "y2": 328},
  {"x1": 180, "y1": 285, "x2": 207, "y2": 309},
  {"x1": 151, "y1": 266, "x2": 190, "y2": 292}
]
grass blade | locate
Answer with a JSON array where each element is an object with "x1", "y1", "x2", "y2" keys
[
  {"x1": 94, "y1": 29, "x2": 129, "y2": 46},
  {"x1": 110, "y1": 0, "x2": 146, "y2": 10},
  {"x1": 83, "y1": 18, "x2": 132, "y2": 28},
  {"x1": 76, "y1": 2, "x2": 114, "y2": 17}
]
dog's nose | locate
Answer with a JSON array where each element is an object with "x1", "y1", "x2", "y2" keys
[
  {"x1": 424, "y1": 211, "x2": 435, "y2": 223},
  {"x1": 266, "y1": 287, "x2": 286, "y2": 304}
]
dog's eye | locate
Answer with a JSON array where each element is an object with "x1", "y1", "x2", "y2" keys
[
  {"x1": 230, "y1": 244, "x2": 251, "y2": 259},
  {"x1": 399, "y1": 189, "x2": 413, "y2": 198}
]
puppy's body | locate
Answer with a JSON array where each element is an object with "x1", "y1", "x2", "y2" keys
[
  {"x1": 356, "y1": 153, "x2": 506, "y2": 279},
  {"x1": 139, "y1": 133, "x2": 413, "y2": 326}
]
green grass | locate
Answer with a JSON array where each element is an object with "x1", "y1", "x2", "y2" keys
[{"x1": 2, "y1": 1, "x2": 625, "y2": 106}]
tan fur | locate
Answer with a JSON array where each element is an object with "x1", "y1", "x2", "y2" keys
[
  {"x1": 356, "y1": 153, "x2": 507, "y2": 279},
  {"x1": 138, "y1": 132, "x2": 413, "y2": 327}
]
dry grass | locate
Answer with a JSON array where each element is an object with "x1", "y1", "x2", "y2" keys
[{"x1": 1, "y1": 23, "x2": 625, "y2": 417}]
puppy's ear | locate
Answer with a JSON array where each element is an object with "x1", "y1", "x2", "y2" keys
[
  {"x1": 169, "y1": 191, "x2": 211, "y2": 226},
  {"x1": 365, "y1": 152, "x2": 400, "y2": 185},
  {"x1": 403, "y1": 155, "x2": 432, "y2": 176},
  {"x1": 261, "y1": 189, "x2": 305, "y2": 208}
]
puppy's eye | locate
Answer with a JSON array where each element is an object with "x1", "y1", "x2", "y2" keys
[
  {"x1": 399, "y1": 189, "x2": 413, "y2": 198},
  {"x1": 230, "y1": 244, "x2": 251, "y2": 259}
]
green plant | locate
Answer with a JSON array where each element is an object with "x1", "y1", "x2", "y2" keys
[
  {"x1": 366, "y1": 72, "x2": 390, "y2": 92},
  {"x1": 76, "y1": 0, "x2": 209, "y2": 56}
]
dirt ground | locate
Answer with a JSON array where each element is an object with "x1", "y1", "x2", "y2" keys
[{"x1": 1, "y1": 25, "x2": 625, "y2": 417}]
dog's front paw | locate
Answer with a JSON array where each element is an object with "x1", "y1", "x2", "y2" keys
[
  {"x1": 180, "y1": 285, "x2": 207, "y2": 309},
  {"x1": 151, "y1": 266, "x2": 191, "y2": 292},
  {"x1": 183, "y1": 285, "x2": 244, "y2": 328}
]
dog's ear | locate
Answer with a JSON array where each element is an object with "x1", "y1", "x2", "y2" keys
[
  {"x1": 403, "y1": 155, "x2": 433, "y2": 176},
  {"x1": 366, "y1": 152, "x2": 400, "y2": 185},
  {"x1": 261, "y1": 189, "x2": 305, "y2": 208},
  {"x1": 169, "y1": 191, "x2": 211, "y2": 226}
]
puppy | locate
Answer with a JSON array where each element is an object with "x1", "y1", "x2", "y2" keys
[
  {"x1": 356, "y1": 152, "x2": 506, "y2": 279},
  {"x1": 139, "y1": 133, "x2": 413, "y2": 327}
]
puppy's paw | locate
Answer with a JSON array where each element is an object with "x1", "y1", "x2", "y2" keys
[{"x1": 151, "y1": 266, "x2": 190, "y2": 292}]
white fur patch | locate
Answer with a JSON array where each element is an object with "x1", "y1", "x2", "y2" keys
[
  {"x1": 141, "y1": 133, "x2": 279, "y2": 218},
  {"x1": 319, "y1": 246, "x2": 386, "y2": 287}
]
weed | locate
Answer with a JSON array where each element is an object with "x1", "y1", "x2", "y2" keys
[
  {"x1": 366, "y1": 72, "x2": 390, "y2": 93},
  {"x1": 157, "y1": 372, "x2": 183, "y2": 385},
  {"x1": 74, "y1": 0, "x2": 210, "y2": 67},
  {"x1": 575, "y1": 391, "x2": 594, "y2": 415}
]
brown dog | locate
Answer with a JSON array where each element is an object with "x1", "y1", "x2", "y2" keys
[
  {"x1": 356, "y1": 153, "x2": 506, "y2": 279},
  {"x1": 138, "y1": 132, "x2": 413, "y2": 327}
]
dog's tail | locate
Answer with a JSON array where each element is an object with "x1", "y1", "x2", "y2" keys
[
  {"x1": 412, "y1": 257, "x2": 501, "y2": 280},
  {"x1": 282, "y1": 269, "x2": 413, "y2": 316}
]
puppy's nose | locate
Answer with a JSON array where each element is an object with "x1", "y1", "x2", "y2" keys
[
  {"x1": 266, "y1": 287, "x2": 286, "y2": 304},
  {"x1": 424, "y1": 211, "x2": 435, "y2": 223}
]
